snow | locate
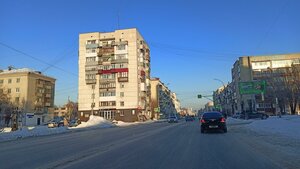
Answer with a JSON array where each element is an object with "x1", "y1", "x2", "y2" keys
[
  {"x1": 0, "y1": 126, "x2": 68, "y2": 142},
  {"x1": 113, "y1": 119, "x2": 154, "y2": 127},
  {"x1": 226, "y1": 117, "x2": 254, "y2": 125},
  {"x1": 0, "y1": 115, "x2": 115, "y2": 142},
  {"x1": 245, "y1": 115, "x2": 300, "y2": 140},
  {"x1": 0, "y1": 115, "x2": 153, "y2": 142},
  {"x1": 74, "y1": 115, "x2": 115, "y2": 129}
]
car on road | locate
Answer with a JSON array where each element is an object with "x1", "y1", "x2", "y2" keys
[
  {"x1": 168, "y1": 116, "x2": 178, "y2": 123},
  {"x1": 47, "y1": 117, "x2": 65, "y2": 128},
  {"x1": 200, "y1": 112, "x2": 227, "y2": 133},
  {"x1": 240, "y1": 111, "x2": 269, "y2": 119}
]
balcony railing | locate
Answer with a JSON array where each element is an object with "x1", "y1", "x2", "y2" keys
[
  {"x1": 118, "y1": 77, "x2": 128, "y2": 82},
  {"x1": 86, "y1": 79, "x2": 97, "y2": 84},
  {"x1": 86, "y1": 44, "x2": 98, "y2": 49},
  {"x1": 111, "y1": 58, "x2": 128, "y2": 64},
  {"x1": 85, "y1": 61, "x2": 98, "y2": 66}
]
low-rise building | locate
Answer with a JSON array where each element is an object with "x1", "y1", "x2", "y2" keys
[{"x1": 0, "y1": 67, "x2": 55, "y2": 126}]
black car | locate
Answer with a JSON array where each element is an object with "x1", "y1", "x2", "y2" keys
[
  {"x1": 240, "y1": 111, "x2": 269, "y2": 119},
  {"x1": 200, "y1": 112, "x2": 227, "y2": 133}
]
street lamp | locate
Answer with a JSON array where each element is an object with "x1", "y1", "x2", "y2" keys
[{"x1": 213, "y1": 78, "x2": 225, "y2": 87}]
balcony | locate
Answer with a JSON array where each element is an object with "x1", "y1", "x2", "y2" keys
[
  {"x1": 86, "y1": 44, "x2": 98, "y2": 49},
  {"x1": 118, "y1": 77, "x2": 128, "y2": 82},
  {"x1": 85, "y1": 61, "x2": 98, "y2": 66},
  {"x1": 100, "y1": 78, "x2": 115, "y2": 83},
  {"x1": 111, "y1": 58, "x2": 128, "y2": 64},
  {"x1": 115, "y1": 41, "x2": 128, "y2": 46},
  {"x1": 99, "y1": 68, "x2": 128, "y2": 74},
  {"x1": 98, "y1": 48, "x2": 114, "y2": 55},
  {"x1": 85, "y1": 79, "x2": 97, "y2": 84},
  {"x1": 45, "y1": 94, "x2": 51, "y2": 98}
]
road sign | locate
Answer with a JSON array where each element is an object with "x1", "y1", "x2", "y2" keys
[
  {"x1": 239, "y1": 81, "x2": 266, "y2": 95},
  {"x1": 154, "y1": 107, "x2": 160, "y2": 112}
]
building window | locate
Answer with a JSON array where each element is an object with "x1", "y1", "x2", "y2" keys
[
  {"x1": 99, "y1": 91, "x2": 116, "y2": 97},
  {"x1": 120, "y1": 83, "x2": 125, "y2": 88},
  {"x1": 117, "y1": 44, "x2": 126, "y2": 50},
  {"x1": 92, "y1": 85, "x2": 95, "y2": 89},
  {"x1": 86, "y1": 57, "x2": 96, "y2": 62},
  {"x1": 8, "y1": 79, "x2": 12, "y2": 84},
  {"x1": 120, "y1": 92, "x2": 124, "y2": 97},
  {"x1": 15, "y1": 97, "x2": 19, "y2": 103},
  {"x1": 120, "y1": 101, "x2": 124, "y2": 107},
  {"x1": 16, "y1": 78, "x2": 20, "y2": 83},
  {"x1": 132, "y1": 110, "x2": 135, "y2": 115},
  {"x1": 16, "y1": 88, "x2": 20, "y2": 93},
  {"x1": 87, "y1": 40, "x2": 96, "y2": 44},
  {"x1": 8, "y1": 88, "x2": 11, "y2": 93},
  {"x1": 119, "y1": 72, "x2": 128, "y2": 77},
  {"x1": 0, "y1": 79, "x2": 3, "y2": 84}
]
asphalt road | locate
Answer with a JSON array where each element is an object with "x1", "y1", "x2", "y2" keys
[{"x1": 0, "y1": 120, "x2": 285, "y2": 169}]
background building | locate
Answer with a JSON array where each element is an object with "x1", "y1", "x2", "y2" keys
[
  {"x1": 150, "y1": 78, "x2": 179, "y2": 119},
  {"x1": 230, "y1": 53, "x2": 300, "y2": 115},
  {"x1": 78, "y1": 28, "x2": 151, "y2": 122},
  {"x1": 0, "y1": 67, "x2": 55, "y2": 127}
]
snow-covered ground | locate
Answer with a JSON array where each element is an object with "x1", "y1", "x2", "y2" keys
[
  {"x1": 227, "y1": 115, "x2": 300, "y2": 141},
  {"x1": 0, "y1": 115, "x2": 115, "y2": 142},
  {"x1": 0, "y1": 126, "x2": 68, "y2": 142},
  {"x1": 245, "y1": 115, "x2": 300, "y2": 140}
]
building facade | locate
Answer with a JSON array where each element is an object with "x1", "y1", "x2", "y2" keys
[
  {"x1": 230, "y1": 53, "x2": 300, "y2": 115},
  {"x1": 150, "y1": 78, "x2": 179, "y2": 119},
  {"x1": 0, "y1": 67, "x2": 55, "y2": 126},
  {"x1": 78, "y1": 28, "x2": 151, "y2": 122}
]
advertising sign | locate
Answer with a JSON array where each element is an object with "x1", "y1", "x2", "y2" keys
[{"x1": 239, "y1": 81, "x2": 266, "y2": 95}]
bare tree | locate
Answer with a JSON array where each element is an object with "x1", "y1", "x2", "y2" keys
[
  {"x1": 0, "y1": 88, "x2": 13, "y2": 128},
  {"x1": 267, "y1": 64, "x2": 300, "y2": 115}
]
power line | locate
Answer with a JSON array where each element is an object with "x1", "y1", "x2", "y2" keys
[
  {"x1": 256, "y1": 0, "x2": 290, "y2": 51},
  {"x1": 0, "y1": 42, "x2": 78, "y2": 77}
]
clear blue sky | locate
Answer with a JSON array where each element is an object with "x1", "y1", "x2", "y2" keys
[{"x1": 1, "y1": 0, "x2": 299, "y2": 110}]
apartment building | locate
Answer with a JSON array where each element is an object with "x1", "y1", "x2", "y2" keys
[
  {"x1": 230, "y1": 53, "x2": 300, "y2": 114},
  {"x1": 0, "y1": 67, "x2": 55, "y2": 126},
  {"x1": 150, "y1": 78, "x2": 178, "y2": 119},
  {"x1": 78, "y1": 28, "x2": 151, "y2": 122}
]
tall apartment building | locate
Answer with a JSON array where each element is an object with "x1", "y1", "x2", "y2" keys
[
  {"x1": 78, "y1": 28, "x2": 151, "y2": 122},
  {"x1": 230, "y1": 53, "x2": 300, "y2": 114},
  {"x1": 150, "y1": 78, "x2": 178, "y2": 119},
  {"x1": 0, "y1": 67, "x2": 56, "y2": 126}
]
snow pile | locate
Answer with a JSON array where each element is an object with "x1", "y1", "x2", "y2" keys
[
  {"x1": 113, "y1": 120, "x2": 154, "y2": 127},
  {"x1": 226, "y1": 117, "x2": 254, "y2": 125},
  {"x1": 245, "y1": 115, "x2": 300, "y2": 140},
  {"x1": 74, "y1": 115, "x2": 114, "y2": 129},
  {"x1": 115, "y1": 121, "x2": 140, "y2": 127},
  {"x1": 0, "y1": 126, "x2": 68, "y2": 142}
]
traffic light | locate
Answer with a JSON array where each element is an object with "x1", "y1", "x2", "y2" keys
[{"x1": 197, "y1": 94, "x2": 202, "y2": 98}]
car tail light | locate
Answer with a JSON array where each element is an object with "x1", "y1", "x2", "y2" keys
[
  {"x1": 200, "y1": 119, "x2": 205, "y2": 123},
  {"x1": 220, "y1": 117, "x2": 226, "y2": 123}
]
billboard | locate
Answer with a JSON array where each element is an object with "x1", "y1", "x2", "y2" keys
[{"x1": 239, "y1": 81, "x2": 266, "y2": 95}]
